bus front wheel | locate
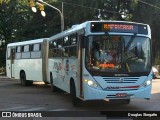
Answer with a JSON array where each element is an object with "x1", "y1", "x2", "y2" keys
[{"x1": 70, "y1": 81, "x2": 80, "y2": 106}]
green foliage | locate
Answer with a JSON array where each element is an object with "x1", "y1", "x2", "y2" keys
[
  {"x1": 0, "y1": 0, "x2": 10, "y2": 4},
  {"x1": 132, "y1": 0, "x2": 160, "y2": 64},
  {"x1": 0, "y1": 0, "x2": 160, "y2": 67}
]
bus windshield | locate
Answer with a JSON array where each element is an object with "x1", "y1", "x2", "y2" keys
[{"x1": 85, "y1": 35, "x2": 151, "y2": 73}]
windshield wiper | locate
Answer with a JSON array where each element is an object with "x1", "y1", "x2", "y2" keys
[
  {"x1": 104, "y1": 31, "x2": 112, "y2": 40},
  {"x1": 125, "y1": 33, "x2": 137, "y2": 51}
]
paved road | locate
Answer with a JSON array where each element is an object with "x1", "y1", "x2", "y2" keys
[{"x1": 0, "y1": 76, "x2": 160, "y2": 119}]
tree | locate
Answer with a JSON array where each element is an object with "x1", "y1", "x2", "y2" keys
[
  {"x1": 1, "y1": 0, "x2": 160, "y2": 67},
  {"x1": 132, "y1": 0, "x2": 160, "y2": 64},
  {"x1": 0, "y1": 0, "x2": 62, "y2": 67},
  {"x1": 0, "y1": 0, "x2": 32, "y2": 67}
]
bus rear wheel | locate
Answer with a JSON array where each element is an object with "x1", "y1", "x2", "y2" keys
[
  {"x1": 20, "y1": 72, "x2": 27, "y2": 86},
  {"x1": 70, "y1": 81, "x2": 80, "y2": 106},
  {"x1": 50, "y1": 74, "x2": 57, "y2": 92},
  {"x1": 20, "y1": 72, "x2": 33, "y2": 86}
]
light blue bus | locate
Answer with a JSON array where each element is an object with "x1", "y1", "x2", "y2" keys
[
  {"x1": 7, "y1": 21, "x2": 152, "y2": 106},
  {"x1": 48, "y1": 21, "x2": 152, "y2": 106}
]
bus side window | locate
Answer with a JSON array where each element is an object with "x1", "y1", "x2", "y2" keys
[
  {"x1": 50, "y1": 41, "x2": 58, "y2": 57},
  {"x1": 15, "y1": 46, "x2": 21, "y2": 59},
  {"x1": 39, "y1": 44, "x2": 41, "y2": 51},
  {"x1": 57, "y1": 38, "x2": 63, "y2": 57},
  {"x1": 24, "y1": 45, "x2": 29, "y2": 52},
  {"x1": 22, "y1": 45, "x2": 30, "y2": 59},
  {"x1": 33, "y1": 44, "x2": 40, "y2": 51},
  {"x1": 64, "y1": 47, "x2": 69, "y2": 57},
  {"x1": 31, "y1": 44, "x2": 41, "y2": 58},
  {"x1": 21, "y1": 46, "x2": 24, "y2": 52},
  {"x1": 63, "y1": 36, "x2": 69, "y2": 46},
  {"x1": 68, "y1": 34, "x2": 77, "y2": 57},
  {"x1": 49, "y1": 41, "x2": 53, "y2": 58},
  {"x1": 30, "y1": 44, "x2": 33, "y2": 52},
  {"x1": 70, "y1": 34, "x2": 77, "y2": 45},
  {"x1": 63, "y1": 36, "x2": 69, "y2": 57},
  {"x1": 69, "y1": 46, "x2": 77, "y2": 57}
]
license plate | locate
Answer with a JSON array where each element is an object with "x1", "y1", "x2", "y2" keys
[{"x1": 116, "y1": 93, "x2": 127, "y2": 97}]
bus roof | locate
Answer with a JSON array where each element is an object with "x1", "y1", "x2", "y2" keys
[
  {"x1": 49, "y1": 21, "x2": 88, "y2": 41},
  {"x1": 49, "y1": 20, "x2": 150, "y2": 41},
  {"x1": 7, "y1": 38, "x2": 48, "y2": 47}
]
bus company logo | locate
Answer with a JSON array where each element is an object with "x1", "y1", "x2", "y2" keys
[
  {"x1": 106, "y1": 86, "x2": 119, "y2": 90},
  {"x1": 114, "y1": 73, "x2": 129, "y2": 77},
  {"x1": 119, "y1": 78, "x2": 124, "y2": 82}
]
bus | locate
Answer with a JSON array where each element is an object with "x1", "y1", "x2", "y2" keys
[
  {"x1": 6, "y1": 21, "x2": 152, "y2": 106},
  {"x1": 48, "y1": 21, "x2": 152, "y2": 106},
  {"x1": 6, "y1": 38, "x2": 49, "y2": 85}
]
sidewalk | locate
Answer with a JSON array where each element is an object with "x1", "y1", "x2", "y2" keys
[{"x1": 0, "y1": 74, "x2": 8, "y2": 79}]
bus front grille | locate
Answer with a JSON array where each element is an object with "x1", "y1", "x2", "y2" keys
[
  {"x1": 93, "y1": 76, "x2": 147, "y2": 91},
  {"x1": 103, "y1": 77, "x2": 139, "y2": 83}
]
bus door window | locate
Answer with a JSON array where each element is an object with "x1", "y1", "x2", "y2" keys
[
  {"x1": 7, "y1": 47, "x2": 11, "y2": 59},
  {"x1": 11, "y1": 48, "x2": 15, "y2": 64},
  {"x1": 10, "y1": 47, "x2": 15, "y2": 78}
]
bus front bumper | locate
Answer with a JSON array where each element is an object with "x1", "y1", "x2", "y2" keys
[{"x1": 83, "y1": 84, "x2": 152, "y2": 101}]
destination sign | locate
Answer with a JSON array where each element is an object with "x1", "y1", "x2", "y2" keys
[
  {"x1": 91, "y1": 22, "x2": 148, "y2": 35},
  {"x1": 103, "y1": 24, "x2": 134, "y2": 30}
]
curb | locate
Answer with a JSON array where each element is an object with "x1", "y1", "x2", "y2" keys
[{"x1": 0, "y1": 75, "x2": 8, "y2": 79}]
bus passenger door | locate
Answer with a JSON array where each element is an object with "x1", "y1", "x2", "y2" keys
[
  {"x1": 6, "y1": 47, "x2": 11, "y2": 78},
  {"x1": 10, "y1": 48, "x2": 15, "y2": 78},
  {"x1": 78, "y1": 32, "x2": 85, "y2": 98}
]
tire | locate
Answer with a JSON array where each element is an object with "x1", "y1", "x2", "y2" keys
[
  {"x1": 122, "y1": 99, "x2": 130, "y2": 104},
  {"x1": 20, "y1": 72, "x2": 33, "y2": 86},
  {"x1": 20, "y1": 72, "x2": 27, "y2": 86},
  {"x1": 50, "y1": 74, "x2": 57, "y2": 92},
  {"x1": 70, "y1": 81, "x2": 80, "y2": 106}
]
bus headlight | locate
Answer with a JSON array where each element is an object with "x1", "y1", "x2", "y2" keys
[
  {"x1": 87, "y1": 80, "x2": 94, "y2": 86},
  {"x1": 84, "y1": 79, "x2": 100, "y2": 89},
  {"x1": 143, "y1": 79, "x2": 151, "y2": 87}
]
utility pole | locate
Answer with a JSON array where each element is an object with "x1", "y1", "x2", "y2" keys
[
  {"x1": 37, "y1": 0, "x2": 64, "y2": 32},
  {"x1": 29, "y1": 0, "x2": 64, "y2": 32}
]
